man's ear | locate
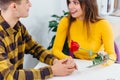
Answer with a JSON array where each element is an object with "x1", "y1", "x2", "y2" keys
[{"x1": 9, "y1": 3, "x2": 17, "y2": 10}]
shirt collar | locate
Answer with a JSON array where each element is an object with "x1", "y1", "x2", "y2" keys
[{"x1": 0, "y1": 11, "x2": 21, "y2": 35}]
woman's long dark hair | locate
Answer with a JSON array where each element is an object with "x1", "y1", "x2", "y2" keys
[{"x1": 67, "y1": 0, "x2": 103, "y2": 38}]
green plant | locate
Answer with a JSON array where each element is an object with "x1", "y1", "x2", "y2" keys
[{"x1": 47, "y1": 11, "x2": 70, "y2": 55}]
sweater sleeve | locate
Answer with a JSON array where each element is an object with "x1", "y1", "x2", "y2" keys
[
  {"x1": 100, "y1": 20, "x2": 117, "y2": 65},
  {"x1": 52, "y1": 17, "x2": 71, "y2": 59}
]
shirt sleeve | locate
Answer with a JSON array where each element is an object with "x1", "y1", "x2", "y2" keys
[
  {"x1": 0, "y1": 39, "x2": 54, "y2": 80},
  {"x1": 21, "y1": 25, "x2": 56, "y2": 65}
]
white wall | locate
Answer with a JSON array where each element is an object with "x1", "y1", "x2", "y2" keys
[{"x1": 21, "y1": 0, "x2": 68, "y2": 68}]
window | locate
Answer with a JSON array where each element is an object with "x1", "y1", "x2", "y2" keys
[
  {"x1": 110, "y1": 0, "x2": 120, "y2": 16},
  {"x1": 98, "y1": 0, "x2": 120, "y2": 16}
]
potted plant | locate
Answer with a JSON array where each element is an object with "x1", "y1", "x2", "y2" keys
[{"x1": 47, "y1": 11, "x2": 70, "y2": 55}]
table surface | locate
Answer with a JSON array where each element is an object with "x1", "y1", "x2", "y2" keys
[{"x1": 34, "y1": 59, "x2": 120, "y2": 80}]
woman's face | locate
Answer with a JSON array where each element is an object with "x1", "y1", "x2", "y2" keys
[{"x1": 68, "y1": 0, "x2": 84, "y2": 20}]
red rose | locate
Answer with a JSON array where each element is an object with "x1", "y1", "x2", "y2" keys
[{"x1": 70, "y1": 40, "x2": 80, "y2": 53}]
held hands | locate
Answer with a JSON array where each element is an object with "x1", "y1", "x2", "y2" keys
[{"x1": 51, "y1": 58, "x2": 77, "y2": 76}]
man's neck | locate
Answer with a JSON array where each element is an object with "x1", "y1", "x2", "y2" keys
[{"x1": 1, "y1": 11, "x2": 19, "y2": 28}]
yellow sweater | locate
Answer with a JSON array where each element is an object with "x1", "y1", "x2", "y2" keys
[{"x1": 52, "y1": 16, "x2": 116, "y2": 65}]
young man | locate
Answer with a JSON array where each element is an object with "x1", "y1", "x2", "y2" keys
[{"x1": 0, "y1": 0, "x2": 76, "y2": 80}]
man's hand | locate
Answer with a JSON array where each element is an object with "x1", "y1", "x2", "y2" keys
[{"x1": 51, "y1": 58, "x2": 77, "y2": 76}]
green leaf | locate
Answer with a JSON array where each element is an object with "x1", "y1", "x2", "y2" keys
[
  {"x1": 51, "y1": 15, "x2": 60, "y2": 19},
  {"x1": 48, "y1": 20, "x2": 58, "y2": 32},
  {"x1": 52, "y1": 27, "x2": 57, "y2": 32},
  {"x1": 49, "y1": 20, "x2": 58, "y2": 28},
  {"x1": 63, "y1": 10, "x2": 69, "y2": 15},
  {"x1": 64, "y1": 12, "x2": 69, "y2": 15}
]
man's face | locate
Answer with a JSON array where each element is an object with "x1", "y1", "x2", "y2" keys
[{"x1": 15, "y1": 0, "x2": 32, "y2": 18}]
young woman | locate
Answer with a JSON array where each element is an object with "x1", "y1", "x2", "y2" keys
[{"x1": 52, "y1": 0, "x2": 116, "y2": 65}]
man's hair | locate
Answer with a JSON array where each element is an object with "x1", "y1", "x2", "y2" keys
[{"x1": 0, "y1": 0, "x2": 21, "y2": 10}]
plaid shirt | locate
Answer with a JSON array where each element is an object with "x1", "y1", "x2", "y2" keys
[{"x1": 0, "y1": 13, "x2": 56, "y2": 80}]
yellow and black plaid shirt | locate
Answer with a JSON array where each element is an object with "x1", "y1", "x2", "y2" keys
[{"x1": 0, "y1": 13, "x2": 56, "y2": 80}]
